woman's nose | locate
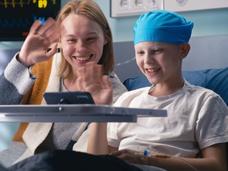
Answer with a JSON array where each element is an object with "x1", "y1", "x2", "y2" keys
[{"x1": 75, "y1": 40, "x2": 87, "y2": 52}]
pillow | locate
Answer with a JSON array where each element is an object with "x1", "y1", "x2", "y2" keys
[
  {"x1": 203, "y1": 68, "x2": 228, "y2": 105},
  {"x1": 123, "y1": 68, "x2": 228, "y2": 105}
]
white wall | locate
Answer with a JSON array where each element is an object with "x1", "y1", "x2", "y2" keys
[
  {"x1": 94, "y1": 0, "x2": 228, "y2": 42},
  {"x1": 1, "y1": 0, "x2": 228, "y2": 48}
]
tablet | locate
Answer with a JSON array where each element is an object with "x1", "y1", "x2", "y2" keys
[{"x1": 44, "y1": 91, "x2": 95, "y2": 104}]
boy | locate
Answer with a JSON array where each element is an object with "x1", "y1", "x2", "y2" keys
[{"x1": 87, "y1": 10, "x2": 228, "y2": 171}]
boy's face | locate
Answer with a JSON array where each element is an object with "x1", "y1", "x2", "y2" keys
[{"x1": 135, "y1": 42, "x2": 186, "y2": 85}]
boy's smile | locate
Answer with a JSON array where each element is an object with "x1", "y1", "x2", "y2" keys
[{"x1": 135, "y1": 42, "x2": 186, "y2": 95}]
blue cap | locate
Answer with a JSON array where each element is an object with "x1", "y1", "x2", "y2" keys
[{"x1": 133, "y1": 10, "x2": 194, "y2": 45}]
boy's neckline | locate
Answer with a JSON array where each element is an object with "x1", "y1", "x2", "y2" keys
[{"x1": 148, "y1": 80, "x2": 185, "y2": 97}]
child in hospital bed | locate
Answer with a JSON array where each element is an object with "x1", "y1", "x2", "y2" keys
[{"x1": 86, "y1": 10, "x2": 228, "y2": 171}]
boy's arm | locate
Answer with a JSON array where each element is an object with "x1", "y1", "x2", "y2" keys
[
  {"x1": 87, "y1": 123, "x2": 109, "y2": 154},
  {"x1": 112, "y1": 143, "x2": 227, "y2": 171}
]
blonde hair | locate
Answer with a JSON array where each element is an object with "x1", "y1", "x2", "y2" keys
[{"x1": 57, "y1": 0, "x2": 114, "y2": 78}]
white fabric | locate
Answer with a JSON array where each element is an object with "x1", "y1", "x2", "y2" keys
[
  {"x1": 14, "y1": 53, "x2": 62, "y2": 163},
  {"x1": 73, "y1": 128, "x2": 89, "y2": 152},
  {"x1": 108, "y1": 82, "x2": 228, "y2": 157},
  {"x1": 4, "y1": 53, "x2": 34, "y2": 95}
]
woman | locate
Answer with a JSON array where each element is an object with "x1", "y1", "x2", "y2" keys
[{"x1": 0, "y1": 0, "x2": 126, "y2": 167}]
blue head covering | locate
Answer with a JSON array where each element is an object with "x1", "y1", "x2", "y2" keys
[{"x1": 134, "y1": 10, "x2": 194, "y2": 45}]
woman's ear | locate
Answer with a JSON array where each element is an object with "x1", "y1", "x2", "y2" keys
[
  {"x1": 104, "y1": 37, "x2": 108, "y2": 45},
  {"x1": 103, "y1": 33, "x2": 109, "y2": 45},
  {"x1": 179, "y1": 44, "x2": 190, "y2": 59},
  {"x1": 57, "y1": 39, "x2": 63, "y2": 52}
]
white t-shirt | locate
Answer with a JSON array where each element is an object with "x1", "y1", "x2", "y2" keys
[{"x1": 108, "y1": 82, "x2": 228, "y2": 157}]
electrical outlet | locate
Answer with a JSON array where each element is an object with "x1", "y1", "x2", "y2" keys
[
  {"x1": 111, "y1": 0, "x2": 164, "y2": 17},
  {"x1": 111, "y1": 0, "x2": 228, "y2": 17}
]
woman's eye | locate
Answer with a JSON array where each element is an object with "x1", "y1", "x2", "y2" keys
[
  {"x1": 87, "y1": 37, "x2": 96, "y2": 42},
  {"x1": 67, "y1": 39, "x2": 76, "y2": 43}
]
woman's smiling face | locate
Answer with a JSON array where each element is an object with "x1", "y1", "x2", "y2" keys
[{"x1": 60, "y1": 14, "x2": 106, "y2": 71}]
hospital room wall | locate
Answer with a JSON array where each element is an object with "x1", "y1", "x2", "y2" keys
[
  {"x1": 0, "y1": 0, "x2": 228, "y2": 49},
  {"x1": 94, "y1": 0, "x2": 228, "y2": 42}
]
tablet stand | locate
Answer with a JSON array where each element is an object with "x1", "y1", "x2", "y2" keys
[{"x1": 0, "y1": 104, "x2": 167, "y2": 122}]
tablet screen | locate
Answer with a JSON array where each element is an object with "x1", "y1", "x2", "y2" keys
[{"x1": 43, "y1": 92, "x2": 95, "y2": 104}]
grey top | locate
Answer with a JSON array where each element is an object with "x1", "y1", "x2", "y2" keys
[
  {"x1": 0, "y1": 54, "x2": 34, "y2": 104},
  {"x1": 39, "y1": 84, "x2": 82, "y2": 151},
  {"x1": 0, "y1": 75, "x2": 22, "y2": 104}
]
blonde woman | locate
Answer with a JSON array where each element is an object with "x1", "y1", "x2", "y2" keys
[{"x1": 0, "y1": 0, "x2": 126, "y2": 166}]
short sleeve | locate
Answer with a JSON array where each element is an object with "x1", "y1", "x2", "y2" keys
[
  {"x1": 109, "y1": 72, "x2": 127, "y2": 103},
  {"x1": 107, "y1": 92, "x2": 130, "y2": 148},
  {"x1": 196, "y1": 94, "x2": 228, "y2": 149},
  {"x1": 107, "y1": 123, "x2": 120, "y2": 148}
]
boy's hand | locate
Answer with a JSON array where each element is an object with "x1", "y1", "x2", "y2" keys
[{"x1": 111, "y1": 149, "x2": 146, "y2": 164}]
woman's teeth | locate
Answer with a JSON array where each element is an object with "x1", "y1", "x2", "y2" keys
[{"x1": 73, "y1": 55, "x2": 93, "y2": 61}]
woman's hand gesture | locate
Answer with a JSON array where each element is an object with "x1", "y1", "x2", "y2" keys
[
  {"x1": 18, "y1": 18, "x2": 60, "y2": 66},
  {"x1": 75, "y1": 62, "x2": 113, "y2": 105}
]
